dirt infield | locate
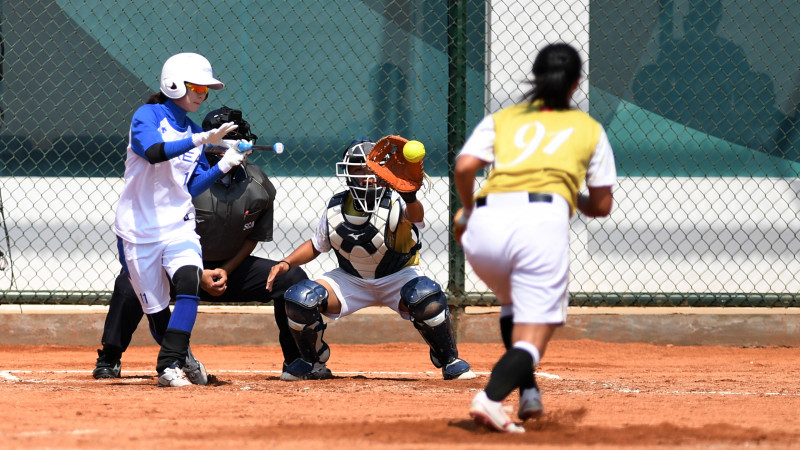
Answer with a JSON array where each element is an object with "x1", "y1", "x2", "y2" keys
[{"x1": 1, "y1": 340, "x2": 799, "y2": 449}]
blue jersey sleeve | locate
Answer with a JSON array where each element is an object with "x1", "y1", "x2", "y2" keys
[
  {"x1": 187, "y1": 151, "x2": 224, "y2": 197},
  {"x1": 129, "y1": 105, "x2": 198, "y2": 162}
]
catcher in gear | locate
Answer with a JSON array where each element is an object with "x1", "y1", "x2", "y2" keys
[{"x1": 266, "y1": 137, "x2": 475, "y2": 381}]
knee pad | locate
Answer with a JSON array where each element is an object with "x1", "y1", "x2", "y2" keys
[
  {"x1": 284, "y1": 279, "x2": 330, "y2": 363},
  {"x1": 172, "y1": 265, "x2": 202, "y2": 297},
  {"x1": 285, "y1": 279, "x2": 329, "y2": 327},
  {"x1": 401, "y1": 276, "x2": 447, "y2": 326}
]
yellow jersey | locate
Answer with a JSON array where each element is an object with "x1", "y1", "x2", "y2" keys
[{"x1": 475, "y1": 102, "x2": 612, "y2": 214}]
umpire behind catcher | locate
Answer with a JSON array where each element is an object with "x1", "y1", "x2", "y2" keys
[{"x1": 93, "y1": 106, "x2": 307, "y2": 381}]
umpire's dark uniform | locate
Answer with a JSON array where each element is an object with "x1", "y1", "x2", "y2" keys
[{"x1": 100, "y1": 159, "x2": 307, "y2": 365}]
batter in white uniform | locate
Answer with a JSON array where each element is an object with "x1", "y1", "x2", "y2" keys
[
  {"x1": 114, "y1": 52, "x2": 243, "y2": 387},
  {"x1": 455, "y1": 43, "x2": 617, "y2": 433}
]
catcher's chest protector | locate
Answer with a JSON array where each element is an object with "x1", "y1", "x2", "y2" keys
[{"x1": 327, "y1": 191, "x2": 414, "y2": 279}]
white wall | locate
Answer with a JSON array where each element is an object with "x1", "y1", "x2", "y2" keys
[{"x1": 3, "y1": 176, "x2": 799, "y2": 296}]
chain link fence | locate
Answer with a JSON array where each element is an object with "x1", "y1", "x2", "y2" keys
[{"x1": 0, "y1": 0, "x2": 799, "y2": 307}]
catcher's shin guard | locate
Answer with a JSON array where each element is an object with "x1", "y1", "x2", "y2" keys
[
  {"x1": 284, "y1": 280, "x2": 331, "y2": 364},
  {"x1": 401, "y1": 276, "x2": 460, "y2": 367}
]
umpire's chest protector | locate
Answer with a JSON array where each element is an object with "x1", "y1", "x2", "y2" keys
[
  {"x1": 194, "y1": 167, "x2": 271, "y2": 261},
  {"x1": 326, "y1": 191, "x2": 419, "y2": 279}
]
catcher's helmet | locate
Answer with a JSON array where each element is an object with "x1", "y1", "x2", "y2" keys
[
  {"x1": 336, "y1": 138, "x2": 385, "y2": 214},
  {"x1": 160, "y1": 53, "x2": 225, "y2": 99},
  {"x1": 202, "y1": 106, "x2": 258, "y2": 142}
]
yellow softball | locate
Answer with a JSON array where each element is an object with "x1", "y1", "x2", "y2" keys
[{"x1": 403, "y1": 140, "x2": 426, "y2": 163}]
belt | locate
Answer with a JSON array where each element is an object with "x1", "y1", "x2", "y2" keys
[{"x1": 475, "y1": 192, "x2": 553, "y2": 208}]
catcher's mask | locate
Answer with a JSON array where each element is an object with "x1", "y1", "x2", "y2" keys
[{"x1": 336, "y1": 139, "x2": 385, "y2": 213}]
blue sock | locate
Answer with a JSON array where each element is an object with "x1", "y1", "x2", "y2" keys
[{"x1": 167, "y1": 294, "x2": 199, "y2": 333}]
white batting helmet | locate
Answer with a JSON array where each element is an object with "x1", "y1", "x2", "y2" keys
[{"x1": 160, "y1": 53, "x2": 225, "y2": 99}]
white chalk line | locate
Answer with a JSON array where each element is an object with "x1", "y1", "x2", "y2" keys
[
  {"x1": 0, "y1": 369, "x2": 556, "y2": 384},
  {"x1": 0, "y1": 369, "x2": 559, "y2": 376},
  {"x1": 17, "y1": 429, "x2": 99, "y2": 437},
  {"x1": 0, "y1": 369, "x2": 494, "y2": 376},
  {"x1": 562, "y1": 388, "x2": 798, "y2": 396},
  {"x1": 6, "y1": 370, "x2": 795, "y2": 397}
]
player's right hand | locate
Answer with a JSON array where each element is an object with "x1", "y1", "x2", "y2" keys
[
  {"x1": 192, "y1": 122, "x2": 238, "y2": 147},
  {"x1": 453, "y1": 207, "x2": 469, "y2": 246},
  {"x1": 201, "y1": 268, "x2": 227, "y2": 296},
  {"x1": 266, "y1": 261, "x2": 289, "y2": 291}
]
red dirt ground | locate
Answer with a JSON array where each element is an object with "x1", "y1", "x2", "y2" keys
[{"x1": 1, "y1": 340, "x2": 799, "y2": 449}]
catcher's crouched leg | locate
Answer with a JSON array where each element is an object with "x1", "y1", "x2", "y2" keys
[
  {"x1": 401, "y1": 276, "x2": 476, "y2": 380},
  {"x1": 282, "y1": 279, "x2": 333, "y2": 381}
]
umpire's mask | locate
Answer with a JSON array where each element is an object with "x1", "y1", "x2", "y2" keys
[
  {"x1": 202, "y1": 106, "x2": 259, "y2": 143},
  {"x1": 202, "y1": 106, "x2": 258, "y2": 166}
]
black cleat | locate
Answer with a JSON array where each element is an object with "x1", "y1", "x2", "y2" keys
[
  {"x1": 442, "y1": 358, "x2": 476, "y2": 380},
  {"x1": 93, "y1": 349, "x2": 121, "y2": 379},
  {"x1": 280, "y1": 358, "x2": 332, "y2": 381}
]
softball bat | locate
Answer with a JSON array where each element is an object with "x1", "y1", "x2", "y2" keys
[{"x1": 238, "y1": 141, "x2": 285, "y2": 154}]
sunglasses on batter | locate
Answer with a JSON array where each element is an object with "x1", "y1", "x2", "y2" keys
[{"x1": 185, "y1": 82, "x2": 209, "y2": 95}]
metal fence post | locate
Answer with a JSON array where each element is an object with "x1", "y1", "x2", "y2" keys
[{"x1": 447, "y1": 0, "x2": 468, "y2": 328}]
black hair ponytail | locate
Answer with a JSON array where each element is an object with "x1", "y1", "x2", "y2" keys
[{"x1": 522, "y1": 43, "x2": 582, "y2": 110}]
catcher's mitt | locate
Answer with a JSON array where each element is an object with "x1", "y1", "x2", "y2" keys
[{"x1": 365, "y1": 135, "x2": 423, "y2": 193}]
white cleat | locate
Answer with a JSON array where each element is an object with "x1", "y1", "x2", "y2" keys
[
  {"x1": 518, "y1": 387, "x2": 544, "y2": 420},
  {"x1": 469, "y1": 391, "x2": 525, "y2": 434},
  {"x1": 183, "y1": 347, "x2": 208, "y2": 385},
  {"x1": 157, "y1": 362, "x2": 192, "y2": 387}
]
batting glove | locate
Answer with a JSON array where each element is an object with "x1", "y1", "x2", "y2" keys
[
  {"x1": 222, "y1": 139, "x2": 254, "y2": 155},
  {"x1": 216, "y1": 148, "x2": 246, "y2": 173},
  {"x1": 192, "y1": 122, "x2": 239, "y2": 147}
]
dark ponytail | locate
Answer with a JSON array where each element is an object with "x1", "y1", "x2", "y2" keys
[
  {"x1": 522, "y1": 43, "x2": 582, "y2": 110},
  {"x1": 146, "y1": 91, "x2": 168, "y2": 105}
]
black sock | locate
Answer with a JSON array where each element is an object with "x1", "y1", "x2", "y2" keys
[
  {"x1": 519, "y1": 367, "x2": 536, "y2": 392},
  {"x1": 484, "y1": 348, "x2": 534, "y2": 402},
  {"x1": 155, "y1": 329, "x2": 190, "y2": 373},
  {"x1": 499, "y1": 316, "x2": 513, "y2": 350}
]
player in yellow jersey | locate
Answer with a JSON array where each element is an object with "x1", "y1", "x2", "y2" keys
[{"x1": 455, "y1": 43, "x2": 617, "y2": 433}]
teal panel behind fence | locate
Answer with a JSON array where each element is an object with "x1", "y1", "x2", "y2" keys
[
  {"x1": 1, "y1": 0, "x2": 486, "y2": 178},
  {"x1": 3, "y1": 0, "x2": 800, "y2": 305},
  {"x1": 590, "y1": 0, "x2": 800, "y2": 177}
]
